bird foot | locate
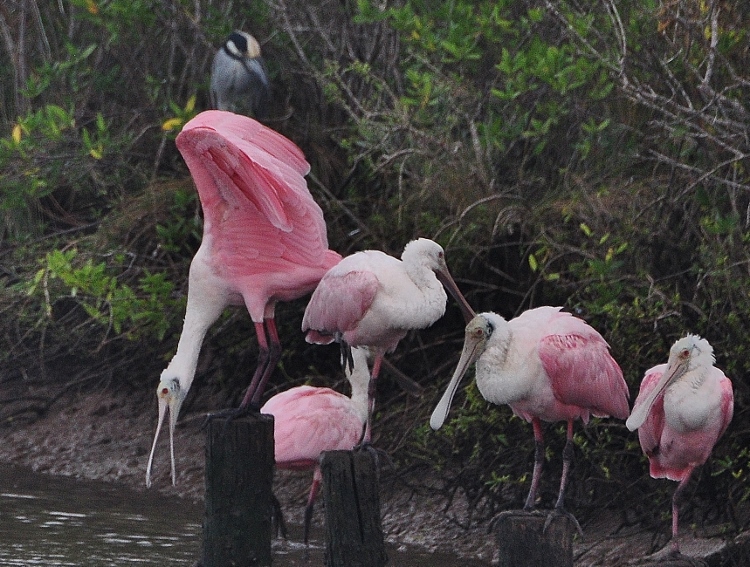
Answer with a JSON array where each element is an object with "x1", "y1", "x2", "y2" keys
[
  {"x1": 543, "y1": 506, "x2": 583, "y2": 537},
  {"x1": 352, "y1": 442, "x2": 394, "y2": 472}
]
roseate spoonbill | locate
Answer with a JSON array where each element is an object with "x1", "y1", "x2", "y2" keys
[
  {"x1": 262, "y1": 347, "x2": 370, "y2": 543},
  {"x1": 430, "y1": 307, "x2": 629, "y2": 520},
  {"x1": 302, "y1": 238, "x2": 475, "y2": 441},
  {"x1": 626, "y1": 335, "x2": 734, "y2": 555},
  {"x1": 210, "y1": 31, "x2": 270, "y2": 119},
  {"x1": 146, "y1": 110, "x2": 341, "y2": 488}
]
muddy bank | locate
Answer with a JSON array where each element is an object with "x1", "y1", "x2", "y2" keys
[{"x1": 0, "y1": 388, "x2": 741, "y2": 565}]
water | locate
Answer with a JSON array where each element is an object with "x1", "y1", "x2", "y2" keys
[
  {"x1": 0, "y1": 464, "x2": 488, "y2": 566},
  {"x1": 0, "y1": 464, "x2": 201, "y2": 565}
]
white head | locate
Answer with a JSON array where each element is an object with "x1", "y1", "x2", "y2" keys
[
  {"x1": 145, "y1": 372, "x2": 187, "y2": 488},
  {"x1": 430, "y1": 314, "x2": 495, "y2": 430},
  {"x1": 626, "y1": 334, "x2": 715, "y2": 431},
  {"x1": 401, "y1": 238, "x2": 475, "y2": 323}
]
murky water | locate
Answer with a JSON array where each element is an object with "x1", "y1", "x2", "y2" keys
[
  {"x1": 0, "y1": 463, "x2": 487, "y2": 566},
  {"x1": 0, "y1": 463, "x2": 201, "y2": 565}
]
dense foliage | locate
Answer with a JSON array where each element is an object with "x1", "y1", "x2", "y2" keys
[{"x1": 1, "y1": 0, "x2": 749, "y2": 541}]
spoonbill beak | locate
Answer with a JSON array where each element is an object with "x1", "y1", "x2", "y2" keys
[
  {"x1": 430, "y1": 315, "x2": 489, "y2": 430},
  {"x1": 626, "y1": 348, "x2": 690, "y2": 431},
  {"x1": 146, "y1": 378, "x2": 183, "y2": 488},
  {"x1": 435, "y1": 265, "x2": 475, "y2": 325}
]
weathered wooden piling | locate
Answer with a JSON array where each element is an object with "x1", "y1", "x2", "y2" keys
[
  {"x1": 201, "y1": 413, "x2": 275, "y2": 567},
  {"x1": 321, "y1": 449, "x2": 388, "y2": 567},
  {"x1": 493, "y1": 510, "x2": 576, "y2": 567}
]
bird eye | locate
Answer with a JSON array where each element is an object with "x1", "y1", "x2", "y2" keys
[
  {"x1": 161, "y1": 387, "x2": 169, "y2": 396},
  {"x1": 680, "y1": 348, "x2": 690, "y2": 359},
  {"x1": 472, "y1": 328, "x2": 484, "y2": 339}
]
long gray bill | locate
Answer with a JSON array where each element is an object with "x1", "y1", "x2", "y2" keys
[
  {"x1": 145, "y1": 399, "x2": 176, "y2": 488},
  {"x1": 626, "y1": 362, "x2": 682, "y2": 431},
  {"x1": 430, "y1": 336, "x2": 483, "y2": 430}
]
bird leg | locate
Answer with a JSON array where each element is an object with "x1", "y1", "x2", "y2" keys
[
  {"x1": 270, "y1": 492, "x2": 288, "y2": 540},
  {"x1": 670, "y1": 473, "x2": 693, "y2": 556},
  {"x1": 339, "y1": 338, "x2": 354, "y2": 373},
  {"x1": 236, "y1": 319, "x2": 282, "y2": 410},
  {"x1": 236, "y1": 321, "x2": 271, "y2": 412},
  {"x1": 524, "y1": 418, "x2": 545, "y2": 511},
  {"x1": 545, "y1": 420, "x2": 583, "y2": 535},
  {"x1": 248, "y1": 318, "x2": 282, "y2": 407},
  {"x1": 304, "y1": 470, "x2": 323, "y2": 544},
  {"x1": 205, "y1": 320, "x2": 278, "y2": 424},
  {"x1": 356, "y1": 355, "x2": 382, "y2": 448},
  {"x1": 554, "y1": 420, "x2": 575, "y2": 511}
]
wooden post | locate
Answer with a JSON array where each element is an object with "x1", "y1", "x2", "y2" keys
[
  {"x1": 493, "y1": 510, "x2": 575, "y2": 567},
  {"x1": 321, "y1": 450, "x2": 388, "y2": 567},
  {"x1": 201, "y1": 413, "x2": 274, "y2": 567}
]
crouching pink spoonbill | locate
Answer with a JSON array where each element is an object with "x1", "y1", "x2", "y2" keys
[
  {"x1": 146, "y1": 110, "x2": 341, "y2": 488},
  {"x1": 302, "y1": 237, "x2": 475, "y2": 442},
  {"x1": 626, "y1": 335, "x2": 733, "y2": 556},
  {"x1": 261, "y1": 346, "x2": 371, "y2": 543},
  {"x1": 430, "y1": 307, "x2": 629, "y2": 524}
]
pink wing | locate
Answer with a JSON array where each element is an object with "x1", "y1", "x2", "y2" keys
[
  {"x1": 302, "y1": 270, "x2": 380, "y2": 343},
  {"x1": 176, "y1": 112, "x2": 339, "y2": 272},
  {"x1": 538, "y1": 313, "x2": 630, "y2": 420},
  {"x1": 261, "y1": 386, "x2": 363, "y2": 469},
  {"x1": 183, "y1": 110, "x2": 309, "y2": 176},
  {"x1": 633, "y1": 364, "x2": 668, "y2": 458},
  {"x1": 636, "y1": 365, "x2": 733, "y2": 481}
]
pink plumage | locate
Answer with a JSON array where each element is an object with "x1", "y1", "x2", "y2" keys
[
  {"x1": 146, "y1": 110, "x2": 341, "y2": 488},
  {"x1": 431, "y1": 307, "x2": 629, "y2": 517},
  {"x1": 176, "y1": 110, "x2": 341, "y2": 315},
  {"x1": 302, "y1": 238, "x2": 474, "y2": 441},
  {"x1": 635, "y1": 364, "x2": 733, "y2": 482},
  {"x1": 261, "y1": 347, "x2": 370, "y2": 542},
  {"x1": 627, "y1": 334, "x2": 733, "y2": 554},
  {"x1": 263, "y1": 385, "x2": 365, "y2": 469}
]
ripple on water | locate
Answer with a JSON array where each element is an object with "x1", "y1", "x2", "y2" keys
[
  {"x1": 0, "y1": 463, "x2": 491, "y2": 566},
  {"x1": 0, "y1": 464, "x2": 201, "y2": 566}
]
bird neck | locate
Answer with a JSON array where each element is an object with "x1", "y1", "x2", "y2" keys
[
  {"x1": 347, "y1": 349, "x2": 371, "y2": 424},
  {"x1": 163, "y1": 306, "x2": 213, "y2": 393},
  {"x1": 475, "y1": 315, "x2": 523, "y2": 405},
  {"x1": 667, "y1": 364, "x2": 709, "y2": 400}
]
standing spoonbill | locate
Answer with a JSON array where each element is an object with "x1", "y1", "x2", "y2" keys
[
  {"x1": 261, "y1": 346, "x2": 370, "y2": 543},
  {"x1": 430, "y1": 307, "x2": 629, "y2": 519},
  {"x1": 302, "y1": 238, "x2": 475, "y2": 441},
  {"x1": 626, "y1": 335, "x2": 733, "y2": 555},
  {"x1": 146, "y1": 110, "x2": 341, "y2": 488}
]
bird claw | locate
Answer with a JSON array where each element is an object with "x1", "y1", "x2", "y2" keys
[
  {"x1": 353, "y1": 439, "x2": 375, "y2": 453},
  {"x1": 353, "y1": 442, "x2": 394, "y2": 473},
  {"x1": 543, "y1": 506, "x2": 583, "y2": 537}
]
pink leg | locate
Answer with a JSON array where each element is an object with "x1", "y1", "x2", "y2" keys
[
  {"x1": 304, "y1": 469, "x2": 323, "y2": 544},
  {"x1": 239, "y1": 321, "x2": 271, "y2": 409},
  {"x1": 524, "y1": 417, "x2": 545, "y2": 511},
  {"x1": 358, "y1": 354, "x2": 382, "y2": 446},
  {"x1": 670, "y1": 473, "x2": 692, "y2": 555},
  {"x1": 249, "y1": 318, "x2": 282, "y2": 406},
  {"x1": 554, "y1": 420, "x2": 575, "y2": 510}
]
